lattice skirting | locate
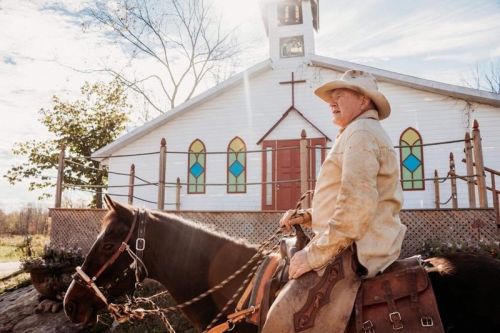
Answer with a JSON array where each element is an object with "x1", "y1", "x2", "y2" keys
[{"x1": 49, "y1": 208, "x2": 498, "y2": 257}]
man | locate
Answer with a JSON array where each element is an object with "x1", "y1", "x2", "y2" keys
[{"x1": 262, "y1": 70, "x2": 406, "y2": 333}]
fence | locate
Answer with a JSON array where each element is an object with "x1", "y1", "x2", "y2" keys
[
  {"x1": 52, "y1": 120, "x2": 500, "y2": 229},
  {"x1": 49, "y1": 208, "x2": 498, "y2": 258}
]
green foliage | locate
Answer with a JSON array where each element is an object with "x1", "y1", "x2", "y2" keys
[
  {"x1": 419, "y1": 239, "x2": 500, "y2": 259},
  {"x1": 4, "y1": 80, "x2": 130, "y2": 206}
]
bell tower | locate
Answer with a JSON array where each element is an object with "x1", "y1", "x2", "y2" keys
[{"x1": 261, "y1": 0, "x2": 319, "y2": 67}]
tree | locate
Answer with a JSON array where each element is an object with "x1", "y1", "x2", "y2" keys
[
  {"x1": 464, "y1": 61, "x2": 500, "y2": 94},
  {"x1": 88, "y1": 0, "x2": 239, "y2": 117},
  {"x1": 4, "y1": 80, "x2": 130, "y2": 208}
]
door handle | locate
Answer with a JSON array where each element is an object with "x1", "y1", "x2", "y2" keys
[{"x1": 276, "y1": 184, "x2": 280, "y2": 190}]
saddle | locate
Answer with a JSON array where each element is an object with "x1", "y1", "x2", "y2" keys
[
  {"x1": 349, "y1": 257, "x2": 444, "y2": 333},
  {"x1": 210, "y1": 225, "x2": 444, "y2": 333}
]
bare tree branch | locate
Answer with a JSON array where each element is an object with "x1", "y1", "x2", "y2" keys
[
  {"x1": 87, "y1": 0, "x2": 240, "y2": 114},
  {"x1": 463, "y1": 61, "x2": 500, "y2": 94}
]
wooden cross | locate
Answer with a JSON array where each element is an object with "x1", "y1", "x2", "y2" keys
[{"x1": 280, "y1": 72, "x2": 306, "y2": 107}]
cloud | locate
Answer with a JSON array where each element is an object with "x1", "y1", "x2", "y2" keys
[
  {"x1": 317, "y1": 0, "x2": 500, "y2": 64},
  {"x1": 2, "y1": 56, "x2": 16, "y2": 65}
]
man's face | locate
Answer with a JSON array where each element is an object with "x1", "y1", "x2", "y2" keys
[{"x1": 329, "y1": 89, "x2": 366, "y2": 128}]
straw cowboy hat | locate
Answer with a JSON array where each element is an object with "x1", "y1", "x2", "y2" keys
[{"x1": 314, "y1": 69, "x2": 391, "y2": 120}]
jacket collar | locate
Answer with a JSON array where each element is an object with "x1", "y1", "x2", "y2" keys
[
  {"x1": 356, "y1": 109, "x2": 379, "y2": 121},
  {"x1": 338, "y1": 109, "x2": 379, "y2": 135}
]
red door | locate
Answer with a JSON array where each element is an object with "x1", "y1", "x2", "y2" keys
[
  {"x1": 276, "y1": 139, "x2": 301, "y2": 210},
  {"x1": 262, "y1": 138, "x2": 326, "y2": 210}
]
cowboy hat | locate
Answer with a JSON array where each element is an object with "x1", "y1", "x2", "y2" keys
[{"x1": 314, "y1": 70, "x2": 391, "y2": 120}]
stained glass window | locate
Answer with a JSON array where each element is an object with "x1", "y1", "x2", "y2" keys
[
  {"x1": 399, "y1": 128, "x2": 425, "y2": 190},
  {"x1": 227, "y1": 137, "x2": 246, "y2": 193},
  {"x1": 188, "y1": 139, "x2": 206, "y2": 194}
]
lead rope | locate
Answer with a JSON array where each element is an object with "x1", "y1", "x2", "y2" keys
[
  {"x1": 202, "y1": 239, "x2": 281, "y2": 333},
  {"x1": 293, "y1": 189, "x2": 314, "y2": 214}
]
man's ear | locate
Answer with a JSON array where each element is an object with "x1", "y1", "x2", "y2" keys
[{"x1": 361, "y1": 95, "x2": 374, "y2": 110}]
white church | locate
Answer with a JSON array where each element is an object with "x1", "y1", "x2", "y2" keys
[{"x1": 93, "y1": 0, "x2": 500, "y2": 211}]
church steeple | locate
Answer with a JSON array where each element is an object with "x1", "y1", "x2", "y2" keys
[{"x1": 261, "y1": 0, "x2": 319, "y2": 66}]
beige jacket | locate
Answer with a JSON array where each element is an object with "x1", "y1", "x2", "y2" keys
[{"x1": 304, "y1": 109, "x2": 406, "y2": 278}]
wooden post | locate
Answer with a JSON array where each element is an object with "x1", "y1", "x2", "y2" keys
[
  {"x1": 434, "y1": 169, "x2": 440, "y2": 209},
  {"x1": 176, "y1": 177, "x2": 181, "y2": 212},
  {"x1": 300, "y1": 129, "x2": 309, "y2": 208},
  {"x1": 450, "y1": 152, "x2": 458, "y2": 208},
  {"x1": 491, "y1": 173, "x2": 499, "y2": 231},
  {"x1": 473, "y1": 120, "x2": 488, "y2": 207},
  {"x1": 55, "y1": 145, "x2": 65, "y2": 208},
  {"x1": 464, "y1": 132, "x2": 476, "y2": 208},
  {"x1": 95, "y1": 164, "x2": 103, "y2": 209},
  {"x1": 158, "y1": 138, "x2": 167, "y2": 210},
  {"x1": 128, "y1": 164, "x2": 135, "y2": 205}
]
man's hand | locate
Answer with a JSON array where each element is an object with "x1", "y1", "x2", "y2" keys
[
  {"x1": 279, "y1": 209, "x2": 296, "y2": 232},
  {"x1": 289, "y1": 249, "x2": 312, "y2": 279},
  {"x1": 279, "y1": 209, "x2": 312, "y2": 232}
]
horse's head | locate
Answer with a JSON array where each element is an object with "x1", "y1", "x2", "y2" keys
[{"x1": 64, "y1": 195, "x2": 146, "y2": 326}]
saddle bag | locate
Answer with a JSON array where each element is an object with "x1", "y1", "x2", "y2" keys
[{"x1": 354, "y1": 257, "x2": 444, "y2": 333}]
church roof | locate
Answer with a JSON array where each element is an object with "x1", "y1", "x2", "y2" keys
[
  {"x1": 309, "y1": 55, "x2": 500, "y2": 108},
  {"x1": 92, "y1": 60, "x2": 272, "y2": 160},
  {"x1": 256, "y1": 105, "x2": 331, "y2": 144},
  {"x1": 92, "y1": 55, "x2": 500, "y2": 160}
]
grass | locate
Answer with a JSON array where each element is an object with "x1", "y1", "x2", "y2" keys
[
  {"x1": 0, "y1": 272, "x2": 31, "y2": 294},
  {"x1": 0, "y1": 234, "x2": 48, "y2": 262}
]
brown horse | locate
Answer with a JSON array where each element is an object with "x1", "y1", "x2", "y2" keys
[{"x1": 64, "y1": 196, "x2": 500, "y2": 332}]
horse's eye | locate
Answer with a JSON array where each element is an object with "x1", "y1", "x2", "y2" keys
[{"x1": 102, "y1": 243, "x2": 114, "y2": 251}]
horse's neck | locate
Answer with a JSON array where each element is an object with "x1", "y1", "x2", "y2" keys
[{"x1": 143, "y1": 215, "x2": 257, "y2": 303}]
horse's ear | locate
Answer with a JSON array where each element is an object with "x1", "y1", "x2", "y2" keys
[
  {"x1": 103, "y1": 194, "x2": 116, "y2": 211},
  {"x1": 104, "y1": 194, "x2": 134, "y2": 222}
]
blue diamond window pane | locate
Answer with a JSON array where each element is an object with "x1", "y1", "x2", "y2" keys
[
  {"x1": 403, "y1": 154, "x2": 421, "y2": 173},
  {"x1": 229, "y1": 160, "x2": 244, "y2": 177},
  {"x1": 190, "y1": 162, "x2": 204, "y2": 178}
]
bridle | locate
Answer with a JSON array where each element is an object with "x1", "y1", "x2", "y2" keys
[{"x1": 72, "y1": 209, "x2": 149, "y2": 306}]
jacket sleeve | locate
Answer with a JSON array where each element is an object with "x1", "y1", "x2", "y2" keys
[{"x1": 305, "y1": 130, "x2": 380, "y2": 269}]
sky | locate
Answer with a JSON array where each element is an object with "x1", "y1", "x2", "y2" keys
[{"x1": 1, "y1": 0, "x2": 500, "y2": 212}]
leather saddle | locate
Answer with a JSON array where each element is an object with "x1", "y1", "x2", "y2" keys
[
  {"x1": 349, "y1": 256, "x2": 444, "y2": 333},
  {"x1": 242, "y1": 225, "x2": 444, "y2": 333}
]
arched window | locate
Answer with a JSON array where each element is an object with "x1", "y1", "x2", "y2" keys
[
  {"x1": 399, "y1": 128, "x2": 425, "y2": 190},
  {"x1": 277, "y1": 1, "x2": 303, "y2": 25},
  {"x1": 227, "y1": 137, "x2": 247, "y2": 193},
  {"x1": 188, "y1": 139, "x2": 206, "y2": 194}
]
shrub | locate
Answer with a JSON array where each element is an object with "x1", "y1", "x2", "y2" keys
[{"x1": 21, "y1": 245, "x2": 84, "y2": 271}]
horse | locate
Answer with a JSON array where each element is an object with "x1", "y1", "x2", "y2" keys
[{"x1": 64, "y1": 196, "x2": 500, "y2": 332}]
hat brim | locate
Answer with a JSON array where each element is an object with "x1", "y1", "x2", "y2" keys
[{"x1": 314, "y1": 81, "x2": 391, "y2": 120}]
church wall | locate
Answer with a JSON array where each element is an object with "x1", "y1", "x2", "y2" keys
[
  {"x1": 106, "y1": 63, "x2": 500, "y2": 211},
  {"x1": 107, "y1": 64, "x2": 334, "y2": 211}
]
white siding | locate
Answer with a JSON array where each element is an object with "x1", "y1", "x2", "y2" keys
[{"x1": 107, "y1": 63, "x2": 500, "y2": 211}]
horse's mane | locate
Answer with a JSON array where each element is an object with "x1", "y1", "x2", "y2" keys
[
  {"x1": 152, "y1": 210, "x2": 258, "y2": 250},
  {"x1": 101, "y1": 208, "x2": 257, "y2": 250}
]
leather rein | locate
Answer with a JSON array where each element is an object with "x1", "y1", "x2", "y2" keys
[{"x1": 72, "y1": 209, "x2": 149, "y2": 306}]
